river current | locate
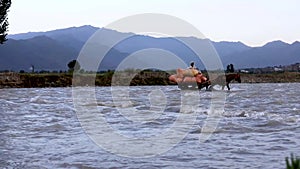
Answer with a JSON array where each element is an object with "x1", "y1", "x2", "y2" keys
[{"x1": 1, "y1": 83, "x2": 299, "y2": 168}]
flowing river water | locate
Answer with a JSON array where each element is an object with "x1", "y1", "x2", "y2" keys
[{"x1": 1, "y1": 83, "x2": 300, "y2": 168}]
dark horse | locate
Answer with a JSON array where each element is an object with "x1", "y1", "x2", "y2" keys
[{"x1": 205, "y1": 73, "x2": 241, "y2": 91}]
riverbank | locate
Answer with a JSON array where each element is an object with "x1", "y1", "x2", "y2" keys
[
  {"x1": 0, "y1": 71, "x2": 300, "y2": 88},
  {"x1": 241, "y1": 72, "x2": 300, "y2": 83}
]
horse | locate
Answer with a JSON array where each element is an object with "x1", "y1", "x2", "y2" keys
[{"x1": 206, "y1": 73, "x2": 241, "y2": 91}]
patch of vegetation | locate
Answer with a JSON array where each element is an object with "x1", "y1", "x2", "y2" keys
[{"x1": 286, "y1": 154, "x2": 300, "y2": 169}]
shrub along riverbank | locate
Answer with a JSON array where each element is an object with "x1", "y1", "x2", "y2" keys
[{"x1": 0, "y1": 71, "x2": 300, "y2": 88}]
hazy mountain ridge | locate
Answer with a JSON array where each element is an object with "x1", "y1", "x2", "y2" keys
[
  {"x1": 2, "y1": 25, "x2": 300, "y2": 71},
  {"x1": 0, "y1": 36, "x2": 78, "y2": 71}
]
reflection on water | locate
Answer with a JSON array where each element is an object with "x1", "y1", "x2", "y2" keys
[{"x1": 0, "y1": 83, "x2": 300, "y2": 168}]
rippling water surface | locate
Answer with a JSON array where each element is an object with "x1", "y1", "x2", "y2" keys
[{"x1": 1, "y1": 83, "x2": 300, "y2": 168}]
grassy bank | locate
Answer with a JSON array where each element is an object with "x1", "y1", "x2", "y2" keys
[
  {"x1": 241, "y1": 72, "x2": 300, "y2": 83},
  {"x1": 0, "y1": 71, "x2": 300, "y2": 88}
]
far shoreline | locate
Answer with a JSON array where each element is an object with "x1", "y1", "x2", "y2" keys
[{"x1": 0, "y1": 71, "x2": 300, "y2": 89}]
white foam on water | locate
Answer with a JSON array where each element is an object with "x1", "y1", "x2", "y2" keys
[{"x1": 29, "y1": 95, "x2": 49, "y2": 104}]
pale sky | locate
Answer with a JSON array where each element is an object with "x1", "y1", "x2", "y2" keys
[{"x1": 8, "y1": 0, "x2": 300, "y2": 47}]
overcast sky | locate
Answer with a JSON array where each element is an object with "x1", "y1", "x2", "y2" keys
[{"x1": 8, "y1": 0, "x2": 300, "y2": 47}]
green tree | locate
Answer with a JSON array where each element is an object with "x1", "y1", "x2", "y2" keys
[
  {"x1": 0, "y1": 0, "x2": 12, "y2": 44},
  {"x1": 67, "y1": 60, "x2": 81, "y2": 72}
]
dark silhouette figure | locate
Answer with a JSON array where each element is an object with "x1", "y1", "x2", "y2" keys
[
  {"x1": 227, "y1": 64, "x2": 235, "y2": 73},
  {"x1": 230, "y1": 64, "x2": 234, "y2": 72},
  {"x1": 0, "y1": 0, "x2": 12, "y2": 44},
  {"x1": 189, "y1": 61, "x2": 195, "y2": 69}
]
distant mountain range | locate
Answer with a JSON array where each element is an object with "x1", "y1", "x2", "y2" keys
[{"x1": 1, "y1": 25, "x2": 299, "y2": 71}]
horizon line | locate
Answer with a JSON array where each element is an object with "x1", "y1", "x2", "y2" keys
[{"x1": 7, "y1": 25, "x2": 299, "y2": 48}]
